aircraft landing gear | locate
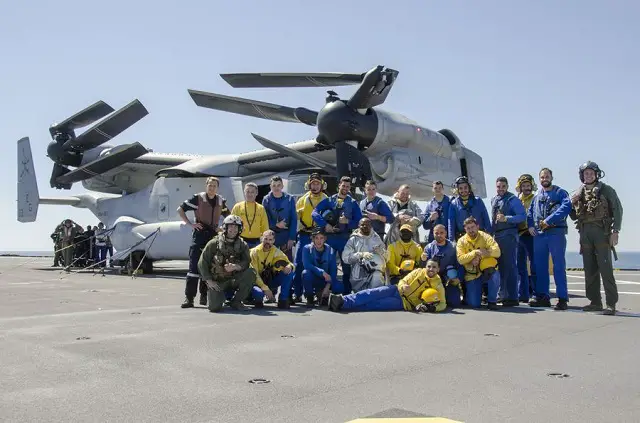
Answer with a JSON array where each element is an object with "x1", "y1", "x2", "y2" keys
[{"x1": 125, "y1": 250, "x2": 153, "y2": 275}]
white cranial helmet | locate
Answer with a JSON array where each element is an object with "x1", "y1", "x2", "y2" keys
[{"x1": 223, "y1": 215, "x2": 243, "y2": 234}]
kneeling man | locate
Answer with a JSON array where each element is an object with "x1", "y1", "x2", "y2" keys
[
  {"x1": 456, "y1": 216, "x2": 501, "y2": 310},
  {"x1": 198, "y1": 215, "x2": 256, "y2": 312},
  {"x1": 342, "y1": 217, "x2": 388, "y2": 292},
  {"x1": 250, "y1": 230, "x2": 295, "y2": 309},
  {"x1": 328, "y1": 260, "x2": 446, "y2": 313},
  {"x1": 302, "y1": 227, "x2": 344, "y2": 307}
]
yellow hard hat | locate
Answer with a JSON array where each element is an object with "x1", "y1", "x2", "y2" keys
[
  {"x1": 421, "y1": 287, "x2": 440, "y2": 304},
  {"x1": 400, "y1": 224, "x2": 413, "y2": 232},
  {"x1": 480, "y1": 257, "x2": 498, "y2": 271},
  {"x1": 273, "y1": 259, "x2": 289, "y2": 273},
  {"x1": 400, "y1": 260, "x2": 415, "y2": 272}
]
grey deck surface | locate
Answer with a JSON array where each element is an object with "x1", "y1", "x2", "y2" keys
[{"x1": 1, "y1": 257, "x2": 639, "y2": 423}]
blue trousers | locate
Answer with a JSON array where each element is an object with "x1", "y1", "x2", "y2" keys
[
  {"x1": 446, "y1": 284, "x2": 462, "y2": 308},
  {"x1": 293, "y1": 232, "x2": 311, "y2": 298},
  {"x1": 533, "y1": 232, "x2": 568, "y2": 300},
  {"x1": 465, "y1": 271, "x2": 500, "y2": 308},
  {"x1": 518, "y1": 234, "x2": 536, "y2": 300},
  {"x1": 97, "y1": 245, "x2": 108, "y2": 266},
  {"x1": 342, "y1": 285, "x2": 404, "y2": 311},
  {"x1": 302, "y1": 270, "x2": 344, "y2": 296},
  {"x1": 326, "y1": 234, "x2": 351, "y2": 294},
  {"x1": 496, "y1": 234, "x2": 519, "y2": 301},
  {"x1": 251, "y1": 272, "x2": 294, "y2": 303}
]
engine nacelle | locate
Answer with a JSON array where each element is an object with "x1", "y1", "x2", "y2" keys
[{"x1": 368, "y1": 109, "x2": 455, "y2": 159}]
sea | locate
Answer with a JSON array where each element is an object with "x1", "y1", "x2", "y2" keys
[{"x1": 2, "y1": 250, "x2": 640, "y2": 270}]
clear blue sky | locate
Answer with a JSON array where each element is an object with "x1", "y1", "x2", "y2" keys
[{"x1": 1, "y1": 0, "x2": 637, "y2": 252}]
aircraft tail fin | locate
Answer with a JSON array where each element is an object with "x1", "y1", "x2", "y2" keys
[
  {"x1": 460, "y1": 146, "x2": 487, "y2": 199},
  {"x1": 17, "y1": 137, "x2": 82, "y2": 223}
]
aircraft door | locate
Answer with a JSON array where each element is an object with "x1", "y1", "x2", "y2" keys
[{"x1": 158, "y1": 195, "x2": 170, "y2": 221}]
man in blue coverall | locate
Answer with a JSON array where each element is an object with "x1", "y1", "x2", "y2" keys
[
  {"x1": 359, "y1": 180, "x2": 394, "y2": 241},
  {"x1": 423, "y1": 181, "x2": 451, "y2": 243},
  {"x1": 490, "y1": 176, "x2": 526, "y2": 306},
  {"x1": 312, "y1": 176, "x2": 363, "y2": 294},
  {"x1": 262, "y1": 176, "x2": 297, "y2": 261},
  {"x1": 302, "y1": 227, "x2": 344, "y2": 307},
  {"x1": 448, "y1": 176, "x2": 491, "y2": 241},
  {"x1": 422, "y1": 224, "x2": 463, "y2": 307},
  {"x1": 527, "y1": 168, "x2": 572, "y2": 310}
]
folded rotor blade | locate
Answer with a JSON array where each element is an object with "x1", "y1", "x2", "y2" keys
[
  {"x1": 251, "y1": 133, "x2": 336, "y2": 175},
  {"x1": 220, "y1": 72, "x2": 364, "y2": 88},
  {"x1": 347, "y1": 66, "x2": 399, "y2": 110},
  {"x1": 335, "y1": 142, "x2": 373, "y2": 189},
  {"x1": 55, "y1": 142, "x2": 148, "y2": 184},
  {"x1": 50, "y1": 163, "x2": 72, "y2": 190},
  {"x1": 62, "y1": 99, "x2": 149, "y2": 151},
  {"x1": 189, "y1": 89, "x2": 317, "y2": 125},
  {"x1": 49, "y1": 100, "x2": 115, "y2": 137}
]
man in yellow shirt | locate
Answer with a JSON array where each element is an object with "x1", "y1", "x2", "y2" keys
[
  {"x1": 456, "y1": 216, "x2": 501, "y2": 310},
  {"x1": 292, "y1": 173, "x2": 328, "y2": 302},
  {"x1": 515, "y1": 173, "x2": 537, "y2": 302},
  {"x1": 387, "y1": 224, "x2": 423, "y2": 285},
  {"x1": 248, "y1": 230, "x2": 295, "y2": 309},
  {"x1": 231, "y1": 182, "x2": 269, "y2": 248},
  {"x1": 328, "y1": 259, "x2": 446, "y2": 313}
]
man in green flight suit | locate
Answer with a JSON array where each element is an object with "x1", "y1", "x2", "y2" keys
[
  {"x1": 198, "y1": 214, "x2": 256, "y2": 313},
  {"x1": 570, "y1": 161, "x2": 623, "y2": 315},
  {"x1": 51, "y1": 222, "x2": 64, "y2": 267}
]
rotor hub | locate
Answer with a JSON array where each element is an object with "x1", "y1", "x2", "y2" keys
[
  {"x1": 316, "y1": 100, "x2": 377, "y2": 147},
  {"x1": 47, "y1": 141, "x2": 82, "y2": 167}
]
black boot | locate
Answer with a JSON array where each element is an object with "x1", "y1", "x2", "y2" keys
[
  {"x1": 277, "y1": 299, "x2": 290, "y2": 309},
  {"x1": 529, "y1": 296, "x2": 551, "y2": 308},
  {"x1": 199, "y1": 294, "x2": 207, "y2": 306},
  {"x1": 328, "y1": 294, "x2": 344, "y2": 311},
  {"x1": 181, "y1": 297, "x2": 194, "y2": 308},
  {"x1": 487, "y1": 302, "x2": 500, "y2": 311},
  {"x1": 554, "y1": 298, "x2": 568, "y2": 311},
  {"x1": 305, "y1": 294, "x2": 315, "y2": 308}
]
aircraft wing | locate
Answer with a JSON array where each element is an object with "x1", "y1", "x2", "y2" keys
[{"x1": 249, "y1": 134, "x2": 337, "y2": 174}]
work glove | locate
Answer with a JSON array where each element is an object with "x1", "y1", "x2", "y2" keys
[{"x1": 361, "y1": 252, "x2": 374, "y2": 261}]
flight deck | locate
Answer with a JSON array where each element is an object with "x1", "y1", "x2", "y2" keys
[{"x1": 1, "y1": 257, "x2": 639, "y2": 423}]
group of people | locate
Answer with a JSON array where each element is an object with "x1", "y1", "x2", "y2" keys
[
  {"x1": 50, "y1": 219, "x2": 114, "y2": 270},
  {"x1": 177, "y1": 161, "x2": 623, "y2": 316}
]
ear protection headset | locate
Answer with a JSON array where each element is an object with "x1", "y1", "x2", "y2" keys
[
  {"x1": 515, "y1": 174, "x2": 538, "y2": 193},
  {"x1": 452, "y1": 176, "x2": 473, "y2": 196},
  {"x1": 304, "y1": 173, "x2": 327, "y2": 191}
]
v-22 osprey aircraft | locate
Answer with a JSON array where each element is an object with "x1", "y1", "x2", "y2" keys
[{"x1": 17, "y1": 65, "x2": 487, "y2": 272}]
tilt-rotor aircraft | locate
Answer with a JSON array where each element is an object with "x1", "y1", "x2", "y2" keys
[{"x1": 17, "y1": 65, "x2": 487, "y2": 272}]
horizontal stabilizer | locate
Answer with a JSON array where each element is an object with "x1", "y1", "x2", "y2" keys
[
  {"x1": 56, "y1": 142, "x2": 148, "y2": 184},
  {"x1": 63, "y1": 99, "x2": 149, "y2": 151},
  {"x1": 251, "y1": 133, "x2": 337, "y2": 175},
  {"x1": 220, "y1": 72, "x2": 364, "y2": 88},
  {"x1": 49, "y1": 100, "x2": 115, "y2": 136},
  {"x1": 188, "y1": 89, "x2": 317, "y2": 125},
  {"x1": 40, "y1": 197, "x2": 82, "y2": 206}
]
